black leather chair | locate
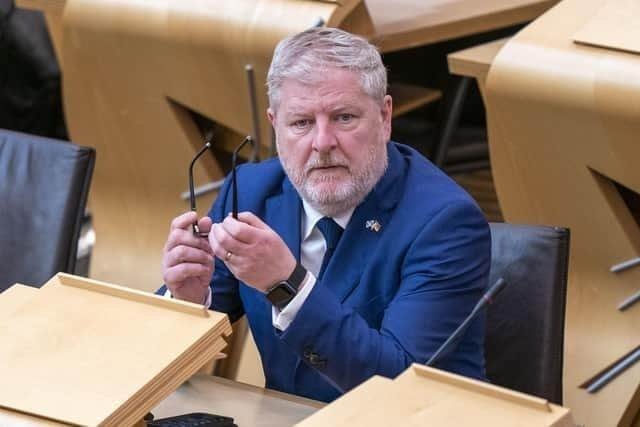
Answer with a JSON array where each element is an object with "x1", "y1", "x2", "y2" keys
[
  {"x1": 486, "y1": 223, "x2": 570, "y2": 404},
  {"x1": 0, "y1": 129, "x2": 95, "y2": 292}
]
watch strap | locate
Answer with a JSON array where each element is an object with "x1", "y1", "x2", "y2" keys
[{"x1": 287, "y1": 262, "x2": 307, "y2": 291}]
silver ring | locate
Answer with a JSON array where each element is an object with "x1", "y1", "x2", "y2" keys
[{"x1": 225, "y1": 251, "x2": 233, "y2": 262}]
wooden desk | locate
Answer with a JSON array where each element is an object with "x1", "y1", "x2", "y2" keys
[
  {"x1": 447, "y1": 38, "x2": 509, "y2": 94},
  {"x1": 368, "y1": 0, "x2": 557, "y2": 53},
  {"x1": 152, "y1": 375, "x2": 323, "y2": 427}
]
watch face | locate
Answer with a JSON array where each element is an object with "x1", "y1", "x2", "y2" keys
[{"x1": 267, "y1": 282, "x2": 296, "y2": 307}]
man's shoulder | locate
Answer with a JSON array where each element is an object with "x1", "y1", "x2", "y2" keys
[
  {"x1": 392, "y1": 142, "x2": 480, "y2": 209},
  {"x1": 228, "y1": 156, "x2": 293, "y2": 210},
  {"x1": 235, "y1": 156, "x2": 287, "y2": 189}
]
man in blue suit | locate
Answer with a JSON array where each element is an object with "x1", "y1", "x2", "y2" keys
[{"x1": 160, "y1": 27, "x2": 490, "y2": 402}]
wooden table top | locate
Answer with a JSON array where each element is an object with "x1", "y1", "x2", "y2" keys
[{"x1": 366, "y1": 0, "x2": 558, "y2": 52}]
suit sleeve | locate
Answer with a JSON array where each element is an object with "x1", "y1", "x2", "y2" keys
[{"x1": 277, "y1": 201, "x2": 491, "y2": 393}]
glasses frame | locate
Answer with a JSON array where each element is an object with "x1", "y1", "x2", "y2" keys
[
  {"x1": 231, "y1": 136, "x2": 255, "y2": 219},
  {"x1": 188, "y1": 140, "x2": 213, "y2": 237},
  {"x1": 188, "y1": 135, "x2": 255, "y2": 237}
]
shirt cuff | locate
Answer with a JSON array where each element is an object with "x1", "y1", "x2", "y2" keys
[
  {"x1": 163, "y1": 287, "x2": 212, "y2": 307},
  {"x1": 272, "y1": 273, "x2": 316, "y2": 331}
]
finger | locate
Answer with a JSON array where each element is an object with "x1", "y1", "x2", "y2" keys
[
  {"x1": 235, "y1": 211, "x2": 269, "y2": 229},
  {"x1": 164, "y1": 263, "x2": 212, "y2": 285},
  {"x1": 165, "y1": 227, "x2": 214, "y2": 254},
  {"x1": 210, "y1": 223, "x2": 249, "y2": 259},
  {"x1": 170, "y1": 211, "x2": 199, "y2": 231},
  {"x1": 221, "y1": 215, "x2": 258, "y2": 244},
  {"x1": 165, "y1": 245, "x2": 213, "y2": 269}
]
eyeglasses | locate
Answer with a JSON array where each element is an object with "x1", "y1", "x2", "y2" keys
[{"x1": 188, "y1": 135, "x2": 255, "y2": 237}]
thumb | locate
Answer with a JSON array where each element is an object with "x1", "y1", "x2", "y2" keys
[{"x1": 198, "y1": 216, "x2": 213, "y2": 233}]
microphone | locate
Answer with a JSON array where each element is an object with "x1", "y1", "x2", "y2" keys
[{"x1": 426, "y1": 277, "x2": 508, "y2": 368}]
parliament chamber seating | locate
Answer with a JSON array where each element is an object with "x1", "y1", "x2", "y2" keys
[
  {"x1": 486, "y1": 223, "x2": 570, "y2": 404},
  {"x1": 0, "y1": 129, "x2": 95, "y2": 292}
]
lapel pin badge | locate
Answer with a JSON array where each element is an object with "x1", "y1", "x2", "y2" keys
[{"x1": 365, "y1": 220, "x2": 382, "y2": 233}]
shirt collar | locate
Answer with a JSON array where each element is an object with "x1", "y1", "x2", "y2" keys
[{"x1": 301, "y1": 199, "x2": 354, "y2": 241}]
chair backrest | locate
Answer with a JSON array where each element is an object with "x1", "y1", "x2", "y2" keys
[
  {"x1": 486, "y1": 222, "x2": 570, "y2": 404},
  {"x1": 0, "y1": 129, "x2": 95, "y2": 292}
]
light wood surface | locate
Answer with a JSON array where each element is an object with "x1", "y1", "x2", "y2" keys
[
  {"x1": 573, "y1": 0, "x2": 640, "y2": 55},
  {"x1": 478, "y1": 0, "x2": 640, "y2": 425},
  {"x1": 367, "y1": 0, "x2": 558, "y2": 53},
  {"x1": 152, "y1": 374, "x2": 323, "y2": 427},
  {"x1": 448, "y1": 38, "x2": 509, "y2": 88},
  {"x1": 298, "y1": 364, "x2": 573, "y2": 427},
  {"x1": 0, "y1": 274, "x2": 231, "y2": 426}
]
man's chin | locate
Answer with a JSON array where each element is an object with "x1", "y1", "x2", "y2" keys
[
  {"x1": 305, "y1": 181, "x2": 347, "y2": 198},
  {"x1": 302, "y1": 184, "x2": 361, "y2": 214}
]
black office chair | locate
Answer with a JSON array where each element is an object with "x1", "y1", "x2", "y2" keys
[
  {"x1": 486, "y1": 223, "x2": 570, "y2": 404},
  {"x1": 0, "y1": 129, "x2": 96, "y2": 292}
]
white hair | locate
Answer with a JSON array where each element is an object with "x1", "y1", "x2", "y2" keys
[{"x1": 267, "y1": 27, "x2": 387, "y2": 110}]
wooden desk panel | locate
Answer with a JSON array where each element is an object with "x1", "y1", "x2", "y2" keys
[{"x1": 367, "y1": 0, "x2": 558, "y2": 52}]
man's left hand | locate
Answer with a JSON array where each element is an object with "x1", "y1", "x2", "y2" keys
[{"x1": 209, "y1": 212, "x2": 297, "y2": 292}]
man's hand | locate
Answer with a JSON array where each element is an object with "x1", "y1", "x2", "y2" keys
[
  {"x1": 162, "y1": 211, "x2": 214, "y2": 304},
  {"x1": 209, "y1": 212, "x2": 296, "y2": 292}
]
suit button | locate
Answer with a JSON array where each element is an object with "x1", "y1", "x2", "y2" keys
[{"x1": 303, "y1": 349, "x2": 326, "y2": 367}]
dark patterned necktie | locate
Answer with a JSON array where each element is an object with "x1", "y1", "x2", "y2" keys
[{"x1": 316, "y1": 217, "x2": 343, "y2": 280}]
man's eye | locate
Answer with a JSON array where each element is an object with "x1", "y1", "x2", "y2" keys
[
  {"x1": 292, "y1": 119, "x2": 311, "y2": 129},
  {"x1": 337, "y1": 114, "x2": 354, "y2": 123}
]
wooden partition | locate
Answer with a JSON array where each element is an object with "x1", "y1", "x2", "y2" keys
[{"x1": 483, "y1": 0, "x2": 640, "y2": 425}]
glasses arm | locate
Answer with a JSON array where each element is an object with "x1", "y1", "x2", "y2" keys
[
  {"x1": 189, "y1": 141, "x2": 212, "y2": 235},
  {"x1": 232, "y1": 136, "x2": 255, "y2": 219}
]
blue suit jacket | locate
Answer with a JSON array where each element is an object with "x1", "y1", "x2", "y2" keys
[{"x1": 161, "y1": 142, "x2": 491, "y2": 402}]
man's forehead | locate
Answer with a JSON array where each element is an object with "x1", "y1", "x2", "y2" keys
[{"x1": 278, "y1": 74, "x2": 370, "y2": 113}]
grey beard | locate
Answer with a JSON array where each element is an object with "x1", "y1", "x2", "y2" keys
[{"x1": 282, "y1": 148, "x2": 388, "y2": 218}]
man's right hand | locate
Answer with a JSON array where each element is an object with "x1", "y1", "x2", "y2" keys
[{"x1": 162, "y1": 211, "x2": 214, "y2": 304}]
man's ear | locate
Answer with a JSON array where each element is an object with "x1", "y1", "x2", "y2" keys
[
  {"x1": 381, "y1": 95, "x2": 393, "y2": 140},
  {"x1": 267, "y1": 108, "x2": 276, "y2": 128}
]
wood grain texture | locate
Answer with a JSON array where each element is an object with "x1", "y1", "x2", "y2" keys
[{"x1": 484, "y1": 0, "x2": 640, "y2": 425}]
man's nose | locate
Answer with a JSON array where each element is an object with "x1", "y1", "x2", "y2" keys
[{"x1": 312, "y1": 119, "x2": 337, "y2": 152}]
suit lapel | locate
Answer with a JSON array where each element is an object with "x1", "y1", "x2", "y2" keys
[
  {"x1": 265, "y1": 177, "x2": 303, "y2": 261},
  {"x1": 320, "y1": 143, "x2": 406, "y2": 302}
]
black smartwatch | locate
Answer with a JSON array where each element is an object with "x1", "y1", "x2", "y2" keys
[{"x1": 266, "y1": 263, "x2": 307, "y2": 310}]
